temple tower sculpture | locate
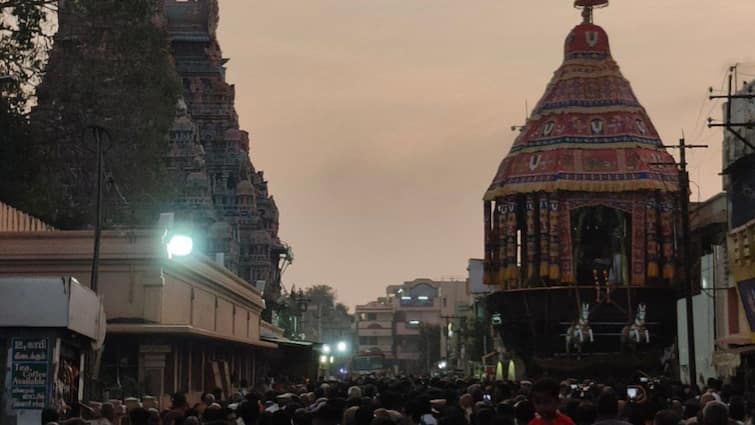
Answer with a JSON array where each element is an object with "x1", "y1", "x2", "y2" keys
[{"x1": 163, "y1": 0, "x2": 288, "y2": 310}]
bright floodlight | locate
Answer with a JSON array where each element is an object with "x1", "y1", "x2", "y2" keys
[
  {"x1": 322, "y1": 344, "x2": 331, "y2": 354},
  {"x1": 337, "y1": 341, "x2": 347, "y2": 353},
  {"x1": 167, "y1": 234, "x2": 193, "y2": 258},
  {"x1": 320, "y1": 355, "x2": 327, "y2": 364},
  {"x1": 329, "y1": 356, "x2": 335, "y2": 364},
  {"x1": 438, "y1": 361, "x2": 447, "y2": 369}
]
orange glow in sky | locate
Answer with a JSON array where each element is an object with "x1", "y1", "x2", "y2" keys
[{"x1": 217, "y1": 0, "x2": 755, "y2": 308}]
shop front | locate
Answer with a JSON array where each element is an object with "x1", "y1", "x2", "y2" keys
[
  {"x1": 722, "y1": 216, "x2": 755, "y2": 389},
  {"x1": 0, "y1": 277, "x2": 105, "y2": 425},
  {"x1": 0, "y1": 229, "x2": 279, "y2": 408}
]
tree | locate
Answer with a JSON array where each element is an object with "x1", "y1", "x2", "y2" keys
[
  {"x1": 285, "y1": 285, "x2": 354, "y2": 342},
  {"x1": 0, "y1": 0, "x2": 56, "y2": 208},
  {"x1": 21, "y1": 0, "x2": 181, "y2": 228},
  {"x1": 305, "y1": 285, "x2": 338, "y2": 311},
  {"x1": 0, "y1": 93, "x2": 37, "y2": 208},
  {"x1": 0, "y1": 0, "x2": 56, "y2": 113}
]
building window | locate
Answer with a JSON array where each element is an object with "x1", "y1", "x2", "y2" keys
[
  {"x1": 400, "y1": 296, "x2": 433, "y2": 307},
  {"x1": 406, "y1": 320, "x2": 421, "y2": 329},
  {"x1": 366, "y1": 313, "x2": 377, "y2": 321},
  {"x1": 359, "y1": 336, "x2": 378, "y2": 345}
]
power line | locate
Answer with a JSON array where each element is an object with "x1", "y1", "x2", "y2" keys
[
  {"x1": 708, "y1": 66, "x2": 755, "y2": 151},
  {"x1": 690, "y1": 70, "x2": 729, "y2": 144}
]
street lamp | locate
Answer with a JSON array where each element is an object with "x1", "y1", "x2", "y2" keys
[
  {"x1": 337, "y1": 341, "x2": 348, "y2": 353},
  {"x1": 86, "y1": 125, "x2": 113, "y2": 294},
  {"x1": 166, "y1": 234, "x2": 193, "y2": 258},
  {"x1": 322, "y1": 344, "x2": 331, "y2": 354},
  {"x1": 159, "y1": 213, "x2": 194, "y2": 259},
  {"x1": 287, "y1": 289, "x2": 310, "y2": 339}
]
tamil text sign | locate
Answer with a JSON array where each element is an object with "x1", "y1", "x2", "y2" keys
[{"x1": 10, "y1": 337, "x2": 49, "y2": 410}]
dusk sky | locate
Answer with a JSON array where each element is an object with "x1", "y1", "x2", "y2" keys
[{"x1": 216, "y1": 0, "x2": 755, "y2": 309}]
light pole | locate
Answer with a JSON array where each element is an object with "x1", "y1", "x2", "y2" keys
[
  {"x1": 83, "y1": 125, "x2": 111, "y2": 402},
  {"x1": 87, "y1": 125, "x2": 112, "y2": 294},
  {"x1": 290, "y1": 290, "x2": 310, "y2": 339},
  {"x1": 654, "y1": 138, "x2": 707, "y2": 388}
]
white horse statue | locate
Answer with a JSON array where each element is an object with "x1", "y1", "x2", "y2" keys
[
  {"x1": 622, "y1": 304, "x2": 650, "y2": 350},
  {"x1": 566, "y1": 303, "x2": 594, "y2": 354}
]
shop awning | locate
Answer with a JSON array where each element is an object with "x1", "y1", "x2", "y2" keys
[
  {"x1": 107, "y1": 324, "x2": 278, "y2": 349},
  {"x1": 0, "y1": 276, "x2": 106, "y2": 343},
  {"x1": 260, "y1": 336, "x2": 315, "y2": 348}
]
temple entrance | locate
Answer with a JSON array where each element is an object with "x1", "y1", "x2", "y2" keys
[{"x1": 571, "y1": 206, "x2": 631, "y2": 285}]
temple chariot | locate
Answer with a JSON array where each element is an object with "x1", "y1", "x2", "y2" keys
[{"x1": 483, "y1": 0, "x2": 682, "y2": 377}]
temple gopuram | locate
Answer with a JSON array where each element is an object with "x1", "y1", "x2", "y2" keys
[
  {"x1": 35, "y1": 0, "x2": 289, "y2": 314},
  {"x1": 484, "y1": 0, "x2": 683, "y2": 375},
  {"x1": 163, "y1": 0, "x2": 289, "y2": 311}
]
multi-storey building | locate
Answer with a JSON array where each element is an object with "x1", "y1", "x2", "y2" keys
[
  {"x1": 355, "y1": 278, "x2": 471, "y2": 374},
  {"x1": 355, "y1": 299, "x2": 394, "y2": 358},
  {"x1": 679, "y1": 193, "x2": 730, "y2": 382},
  {"x1": 718, "y1": 78, "x2": 755, "y2": 380},
  {"x1": 722, "y1": 80, "x2": 755, "y2": 192}
]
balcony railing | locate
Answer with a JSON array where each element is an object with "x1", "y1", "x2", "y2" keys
[
  {"x1": 729, "y1": 218, "x2": 755, "y2": 282},
  {"x1": 357, "y1": 321, "x2": 392, "y2": 329},
  {"x1": 357, "y1": 328, "x2": 392, "y2": 337}
]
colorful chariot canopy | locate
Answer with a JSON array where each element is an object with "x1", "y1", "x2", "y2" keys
[{"x1": 484, "y1": 3, "x2": 679, "y2": 201}]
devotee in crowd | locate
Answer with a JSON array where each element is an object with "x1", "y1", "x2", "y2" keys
[
  {"x1": 39, "y1": 374, "x2": 755, "y2": 425},
  {"x1": 529, "y1": 379, "x2": 576, "y2": 425}
]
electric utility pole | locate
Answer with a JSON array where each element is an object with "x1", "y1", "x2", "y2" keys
[
  {"x1": 653, "y1": 137, "x2": 707, "y2": 388},
  {"x1": 708, "y1": 65, "x2": 755, "y2": 152},
  {"x1": 89, "y1": 126, "x2": 106, "y2": 294}
]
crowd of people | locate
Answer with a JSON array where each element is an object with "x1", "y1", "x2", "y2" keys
[{"x1": 42, "y1": 376, "x2": 755, "y2": 425}]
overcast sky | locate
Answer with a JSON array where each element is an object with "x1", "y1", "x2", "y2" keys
[{"x1": 216, "y1": 0, "x2": 755, "y2": 309}]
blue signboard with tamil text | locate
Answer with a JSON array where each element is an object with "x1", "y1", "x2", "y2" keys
[{"x1": 10, "y1": 337, "x2": 50, "y2": 410}]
